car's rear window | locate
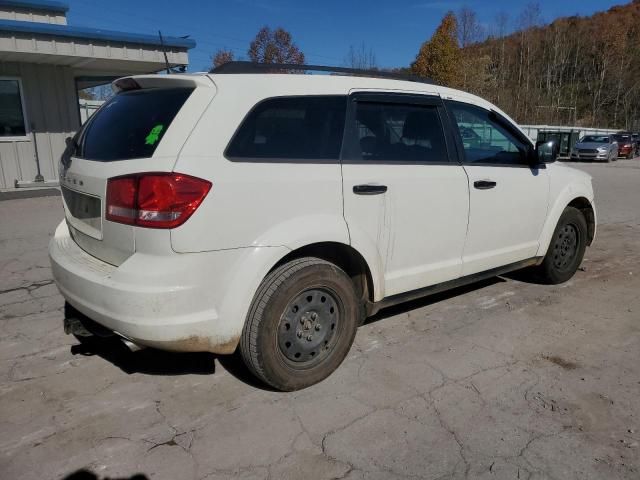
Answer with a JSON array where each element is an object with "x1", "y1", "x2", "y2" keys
[
  {"x1": 226, "y1": 96, "x2": 347, "y2": 160},
  {"x1": 76, "y1": 87, "x2": 194, "y2": 161}
]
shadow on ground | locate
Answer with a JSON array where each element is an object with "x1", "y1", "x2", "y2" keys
[
  {"x1": 366, "y1": 276, "x2": 507, "y2": 324},
  {"x1": 62, "y1": 469, "x2": 148, "y2": 480},
  {"x1": 69, "y1": 335, "x2": 272, "y2": 390},
  {"x1": 68, "y1": 274, "x2": 528, "y2": 390}
]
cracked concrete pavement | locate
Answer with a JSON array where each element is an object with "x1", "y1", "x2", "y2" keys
[{"x1": 1, "y1": 160, "x2": 639, "y2": 480}]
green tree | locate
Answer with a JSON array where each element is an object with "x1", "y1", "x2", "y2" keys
[
  {"x1": 248, "y1": 26, "x2": 305, "y2": 65},
  {"x1": 411, "y1": 12, "x2": 461, "y2": 87}
]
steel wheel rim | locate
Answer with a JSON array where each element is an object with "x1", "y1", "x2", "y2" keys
[
  {"x1": 277, "y1": 287, "x2": 341, "y2": 366},
  {"x1": 553, "y1": 223, "x2": 579, "y2": 271}
]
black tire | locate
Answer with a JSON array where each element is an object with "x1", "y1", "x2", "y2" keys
[
  {"x1": 240, "y1": 257, "x2": 360, "y2": 391},
  {"x1": 533, "y1": 207, "x2": 588, "y2": 284}
]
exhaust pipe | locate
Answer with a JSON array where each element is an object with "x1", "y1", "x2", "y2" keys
[
  {"x1": 64, "y1": 308, "x2": 145, "y2": 351},
  {"x1": 121, "y1": 339, "x2": 145, "y2": 352}
]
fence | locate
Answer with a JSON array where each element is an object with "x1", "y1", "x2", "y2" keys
[
  {"x1": 519, "y1": 125, "x2": 621, "y2": 158},
  {"x1": 519, "y1": 124, "x2": 619, "y2": 141}
]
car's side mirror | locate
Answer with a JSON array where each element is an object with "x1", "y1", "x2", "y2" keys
[{"x1": 535, "y1": 140, "x2": 558, "y2": 164}]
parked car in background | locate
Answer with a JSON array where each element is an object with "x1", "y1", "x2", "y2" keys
[
  {"x1": 631, "y1": 133, "x2": 640, "y2": 156},
  {"x1": 571, "y1": 135, "x2": 618, "y2": 162},
  {"x1": 613, "y1": 133, "x2": 636, "y2": 159},
  {"x1": 50, "y1": 63, "x2": 597, "y2": 391}
]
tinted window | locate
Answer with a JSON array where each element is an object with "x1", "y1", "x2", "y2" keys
[
  {"x1": 349, "y1": 101, "x2": 448, "y2": 162},
  {"x1": 0, "y1": 79, "x2": 27, "y2": 137},
  {"x1": 226, "y1": 96, "x2": 346, "y2": 160},
  {"x1": 448, "y1": 102, "x2": 530, "y2": 165},
  {"x1": 77, "y1": 87, "x2": 194, "y2": 161}
]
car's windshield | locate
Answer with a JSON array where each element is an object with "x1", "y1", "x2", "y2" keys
[
  {"x1": 581, "y1": 135, "x2": 609, "y2": 143},
  {"x1": 613, "y1": 135, "x2": 631, "y2": 142}
]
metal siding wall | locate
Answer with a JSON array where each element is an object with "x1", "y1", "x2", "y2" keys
[
  {"x1": 0, "y1": 62, "x2": 79, "y2": 189},
  {"x1": 0, "y1": 7, "x2": 67, "y2": 25},
  {"x1": 0, "y1": 61, "x2": 22, "y2": 188}
]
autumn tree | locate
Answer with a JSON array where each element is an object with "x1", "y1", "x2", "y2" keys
[
  {"x1": 455, "y1": 7, "x2": 490, "y2": 92},
  {"x1": 411, "y1": 12, "x2": 461, "y2": 87},
  {"x1": 248, "y1": 26, "x2": 305, "y2": 65},
  {"x1": 457, "y1": 7, "x2": 484, "y2": 47},
  {"x1": 212, "y1": 49, "x2": 235, "y2": 68},
  {"x1": 455, "y1": 0, "x2": 640, "y2": 129}
]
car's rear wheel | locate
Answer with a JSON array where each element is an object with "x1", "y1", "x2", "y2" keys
[
  {"x1": 533, "y1": 207, "x2": 588, "y2": 284},
  {"x1": 240, "y1": 257, "x2": 360, "y2": 391}
]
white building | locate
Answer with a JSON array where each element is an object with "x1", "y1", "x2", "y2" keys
[{"x1": 0, "y1": 0, "x2": 195, "y2": 190}]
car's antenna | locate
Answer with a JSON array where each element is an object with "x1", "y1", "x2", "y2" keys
[{"x1": 158, "y1": 30, "x2": 171, "y2": 74}]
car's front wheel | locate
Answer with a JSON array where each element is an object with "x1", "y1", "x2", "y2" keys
[
  {"x1": 240, "y1": 257, "x2": 360, "y2": 391},
  {"x1": 533, "y1": 206, "x2": 588, "y2": 284}
]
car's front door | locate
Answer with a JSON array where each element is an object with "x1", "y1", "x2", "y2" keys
[
  {"x1": 445, "y1": 100, "x2": 550, "y2": 276},
  {"x1": 341, "y1": 92, "x2": 469, "y2": 299}
]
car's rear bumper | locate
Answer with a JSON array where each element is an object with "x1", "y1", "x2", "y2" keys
[
  {"x1": 49, "y1": 221, "x2": 271, "y2": 354},
  {"x1": 618, "y1": 148, "x2": 632, "y2": 157}
]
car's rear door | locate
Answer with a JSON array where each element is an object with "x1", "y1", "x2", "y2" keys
[
  {"x1": 341, "y1": 92, "x2": 469, "y2": 299},
  {"x1": 445, "y1": 100, "x2": 549, "y2": 275},
  {"x1": 58, "y1": 75, "x2": 215, "y2": 265}
]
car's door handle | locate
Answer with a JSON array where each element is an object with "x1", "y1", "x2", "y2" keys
[
  {"x1": 473, "y1": 180, "x2": 497, "y2": 190},
  {"x1": 353, "y1": 184, "x2": 388, "y2": 195}
]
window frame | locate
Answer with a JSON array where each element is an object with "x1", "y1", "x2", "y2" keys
[
  {"x1": 341, "y1": 92, "x2": 458, "y2": 165},
  {"x1": 224, "y1": 94, "x2": 348, "y2": 164},
  {"x1": 444, "y1": 100, "x2": 535, "y2": 168},
  {"x1": 0, "y1": 76, "x2": 30, "y2": 142}
]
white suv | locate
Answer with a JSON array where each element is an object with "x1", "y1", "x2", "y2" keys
[{"x1": 50, "y1": 63, "x2": 596, "y2": 391}]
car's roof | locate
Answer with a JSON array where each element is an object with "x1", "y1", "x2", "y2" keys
[
  {"x1": 207, "y1": 72, "x2": 512, "y2": 118},
  {"x1": 126, "y1": 71, "x2": 529, "y2": 142}
]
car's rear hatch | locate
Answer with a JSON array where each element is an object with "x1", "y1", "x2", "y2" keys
[{"x1": 59, "y1": 74, "x2": 216, "y2": 265}]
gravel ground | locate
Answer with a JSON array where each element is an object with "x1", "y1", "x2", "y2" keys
[{"x1": 0, "y1": 159, "x2": 638, "y2": 480}]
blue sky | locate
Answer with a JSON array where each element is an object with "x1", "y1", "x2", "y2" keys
[{"x1": 64, "y1": 0, "x2": 623, "y2": 71}]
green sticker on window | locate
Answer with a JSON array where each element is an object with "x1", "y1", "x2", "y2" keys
[{"x1": 145, "y1": 124, "x2": 164, "y2": 146}]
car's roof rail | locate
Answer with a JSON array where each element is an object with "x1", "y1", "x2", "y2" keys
[{"x1": 209, "y1": 61, "x2": 438, "y2": 86}]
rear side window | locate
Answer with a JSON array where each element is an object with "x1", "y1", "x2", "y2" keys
[
  {"x1": 77, "y1": 87, "x2": 194, "y2": 161},
  {"x1": 349, "y1": 101, "x2": 448, "y2": 162},
  {"x1": 226, "y1": 96, "x2": 346, "y2": 160}
]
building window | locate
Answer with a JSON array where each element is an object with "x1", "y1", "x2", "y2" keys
[{"x1": 0, "y1": 78, "x2": 28, "y2": 138}]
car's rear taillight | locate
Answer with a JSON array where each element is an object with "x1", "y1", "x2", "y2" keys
[
  {"x1": 106, "y1": 173, "x2": 211, "y2": 229},
  {"x1": 106, "y1": 176, "x2": 138, "y2": 225}
]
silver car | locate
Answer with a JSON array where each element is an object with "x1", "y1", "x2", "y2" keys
[{"x1": 571, "y1": 134, "x2": 618, "y2": 162}]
